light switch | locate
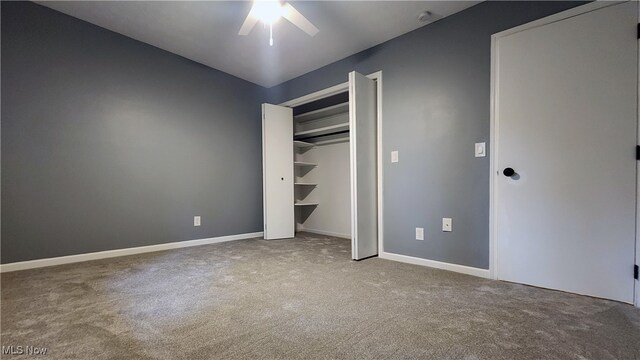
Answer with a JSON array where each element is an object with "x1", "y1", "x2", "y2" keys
[
  {"x1": 416, "y1": 227, "x2": 424, "y2": 240},
  {"x1": 391, "y1": 150, "x2": 399, "y2": 163},
  {"x1": 442, "y1": 218, "x2": 452, "y2": 232},
  {"x1": 194, "y1": 216, "x2": 201, "y2": 227},
  {"x1": 475, "y1": 142, "x2": 486, "y2": 157}
]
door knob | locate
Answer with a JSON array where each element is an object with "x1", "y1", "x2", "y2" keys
[{"x1": 503, "y1": 167, "x2": 515, "y2": 177}]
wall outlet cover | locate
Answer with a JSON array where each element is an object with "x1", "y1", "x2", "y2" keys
[
  {"x1": 391, "y1": 150, "x2": 399, "y2": 163},
  {"x1": 194, "y1": 216, "x2": 201, "y2": 227},
  {"x1": 416, "y1": 227, "x2": 424, "y2": 240},
  {"x1": 442, "y1": 218, "x2": 452, "y2": 232},
  {"x1": 475, "y1": 142, "x2": 486, "y2": 157}
]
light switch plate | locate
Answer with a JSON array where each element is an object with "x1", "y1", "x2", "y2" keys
[
  {"x1": 391, "y1": 150, "x2": 399, "y2": 163},
  {"x1": 194, "y1": 216, "x2": 201, "y2": 227},
  {"x1": 442, "y1": 218, "x2": 452, "y2": 232},
  {"x1": 475, "y1": 142, "x2": 486, "y2": 157},
  {"x1": 416, "y1": 227, "x2": 424, "y2": 240}
]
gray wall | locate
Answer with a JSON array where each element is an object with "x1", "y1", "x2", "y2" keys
[
  {"x1": 1, "y1": 2, "x2": 266, "y2": 263},
  {"x1": 269, "y1": 1, "x2": 586, "y2": 269},
  {"x1": 1, "y1": 1, "x2": 587, "y2": 266}
]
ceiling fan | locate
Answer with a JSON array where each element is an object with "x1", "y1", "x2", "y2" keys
[{"x1": 238, "y1": 0, "x2": 319, "y2": 46}]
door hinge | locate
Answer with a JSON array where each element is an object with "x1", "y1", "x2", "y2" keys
[
  {"x1": 635, "y1": 264, "x2": 638, "y2": 280},
  {"x1": 636, "y1": 145, "x2": 640, "y2": 160},
  {"x1": 637, "y1": 23, "x2": 640, "y2": 39}
]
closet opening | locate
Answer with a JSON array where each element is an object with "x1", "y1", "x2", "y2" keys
[
  {"x1": 293, "y1": 91, "x2": 351, "y2": 240},
  {"x1": 262, "y1": 70, "x2": 381, "y2": 260}
]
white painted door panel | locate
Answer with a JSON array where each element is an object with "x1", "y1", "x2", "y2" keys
[
  {"x1": 263, "y1": 103, "x2": 294, "y2": 239},
  {"x1": 495, "y1": 2, "x2": 637, "y2": 303},
  {"x1": 349, "y1": 71, "x2": 378, "y2": 260}
]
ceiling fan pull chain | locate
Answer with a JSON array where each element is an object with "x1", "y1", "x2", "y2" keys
[{"x1": 269, "y1": 23, "x2": 274, "y2": 46}]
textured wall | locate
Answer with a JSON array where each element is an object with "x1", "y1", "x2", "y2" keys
[
  {"x1": 269, "y1": 1, "x2": 586, "y2": 269},
  {"x1": 1, "y1": 2, "x2": 266, "y2": 263}
]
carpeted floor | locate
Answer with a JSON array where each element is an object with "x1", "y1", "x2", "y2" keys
[{"x1": 1, "y1": 233, "x2": 639, "y2": 359}]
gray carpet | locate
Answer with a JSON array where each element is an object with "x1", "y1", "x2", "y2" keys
[{"x1": 1, "y1": 233, "x2": 639, "y2": 359}]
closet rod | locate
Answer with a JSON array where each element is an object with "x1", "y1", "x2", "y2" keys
[{"x1": 296, "y1": 129, "x2": 349, "y2": 141}]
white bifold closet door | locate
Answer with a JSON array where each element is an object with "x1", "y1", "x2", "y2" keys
[
  {"x1": 349, "y1": 71, "x2": 378, "y2": 260},
  {"x1": 495, "y1": 2, "x2": 637, "y2": 303},
  {"x1": 262, "y1": 103, "x2": 294, "y2": 239}
]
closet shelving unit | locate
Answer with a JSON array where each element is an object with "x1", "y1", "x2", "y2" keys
[
  {"x1": 293, "y1": 140, "x2": 315, "y2": 149},
  {"x1": 294, "y1": 102, "x2": 349, "y2": 122},
  {"x1": 294, "y1": 123, "x2": 349, "y2": 139},
  {"x1": 293, "y1": 101, "x2": 350, "y2": 143},
  {"x1": 294, "y1": 161, "x2": 317, "y2": 167},
  {"x1": 294, "y1": 202, "x2": 319, "y2": 207},
  {"x1": 294, "y1": 142, "x2": 318, "y2": 207},
  {"x1": 293, "y1": 98, "x2": 350, "y2": 214}
]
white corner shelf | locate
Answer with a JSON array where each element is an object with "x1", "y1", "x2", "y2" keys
[
  {"x1": 294, "y1": 140, "x2": 316, "y2": 149},
  {"x1": 295, "y1": 202, "x2": 319, "y2": 206},
  {"x1": 294, "y1": 183, "x2": 318, "y2": 186},
  {"x1": 294, "y1": 123, "x2": 349, "y2": 139},
  {"x1": 294, "y1": 161, "x2": 317, "y2": 167},
  {"x1": 294, "y1": 102, "x2": 349, "y2": 123}
]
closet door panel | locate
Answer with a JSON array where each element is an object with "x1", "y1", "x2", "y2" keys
[
  {"x1": 349, "y1": 71, "x2": 378, "y2": 259},
  {"x1": 262, "y1": 103, "x2": 294, "y2": 239}
]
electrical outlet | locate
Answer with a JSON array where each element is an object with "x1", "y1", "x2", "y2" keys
[
  {"x1": 416, "y1": 227, "x2": 424, "y2": 240},
  {"x1": 391, "y1": 150, "x2": 399, "y2": 163},
  {"x1": 442, "y1": 218, "x2": 452, "y2": 232},
  {"x1": 194, "y1": 216, "x2": 201, "y2": 227}
]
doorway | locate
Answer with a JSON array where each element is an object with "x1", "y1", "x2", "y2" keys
[{"x1": 490, "y1": 2, "x2": 638, "y2": 304}]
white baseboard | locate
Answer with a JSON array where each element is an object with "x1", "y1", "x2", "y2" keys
[
  {"x1": 0, "y1": 231, "x2": 264, "y2": 273},
  {"x1": 297, "y1": 227, "x2": 350, "y2": 239},
  {"x1": 379, "y1": 251, "x2": 490, "y2": 279}
]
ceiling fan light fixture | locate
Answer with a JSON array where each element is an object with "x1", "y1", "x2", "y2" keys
[
  {"x1": 238, "y1": 0, "x2": 318, "y2": 45},
  {"x1": 251, "y1": 0, "x2": 284, "y2": 25}
]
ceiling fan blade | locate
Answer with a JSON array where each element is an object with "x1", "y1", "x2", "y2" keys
[
  {"x1": 238, "y1": 7, "x2": 259, "y2": 35},
  {"x1": 282, "y1": 3, "x2": 318, "y2": 37}
]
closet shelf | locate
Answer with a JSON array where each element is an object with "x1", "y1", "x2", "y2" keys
[
  {"x1": 294, "y1": 123, "x2": 349, "y2": 139},
  {"x1": 294, "y1": 161, "x2": 317, "y2": 167},
  {"x1": 294, "y1": 140, "x2": 316, "y2": 149},
  {"x1": 295, "y1": 202, "x2": 319, "y2": 206},
  {"x1": 295, "y1": 183, "x2": 318, "y2": 186},
  {"x1": 294, "y1": 102, "x2": 349, "y2": 123}
]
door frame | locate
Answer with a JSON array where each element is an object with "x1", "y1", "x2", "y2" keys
[
  {"x1": 279, "y1": 71, "x2": 384, "y2": 257},
  {"x1": 489, "y1": 1, "x2": 639, "y2": 307}
]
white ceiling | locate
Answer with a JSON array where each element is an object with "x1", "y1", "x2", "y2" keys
[{"x1": 38, "y1": 1, "x2": 481, "y2": 88}]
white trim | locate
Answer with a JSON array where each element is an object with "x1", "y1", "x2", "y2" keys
[
  {"x1": 492, "y1": 1, "x2": 622, "y2": 40},
  {"x1": 489, "y1": 33, "x2": 498, "y2": 280},
  {"x1": 373, "y1": 71, "x2": 384, "y2": 256},
  {"x1": 298, "y1": 227, "x2": 351, "y2": 240},
  {"x1": 280, "y1": 82, "x2": 348, "y2": 108},
  {"x1": 348, "y1": 72, "x2": 359, "y2": 259},
  {"x1": 380, "y1": 251, "x2": 490, "y2": 279},
  {"x1": 279, "y1": 72, "x2": 380, "y2": 108},
  {"x1": 636, "y1": 0, "x2": 640, "y2": 309},
  {"x1": 490, "y1": 0, "x2": 638, "y2": 307},
  {"x1": 262, "y1": 104, "x2": 268, "y2": 239},
  {"x1": 0, "y1": 232, "x2": 263, "y2": 273}
]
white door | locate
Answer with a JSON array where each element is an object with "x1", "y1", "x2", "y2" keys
[
  {"x1": 495, "y1": 2, "x2": 637, "y2": 303},
  {"x1": 349, "y1": 71, "x2": 378, "y2": 260},
  {"x1": 262, "y1": 103, "x2": 294, "y2": 239}
]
